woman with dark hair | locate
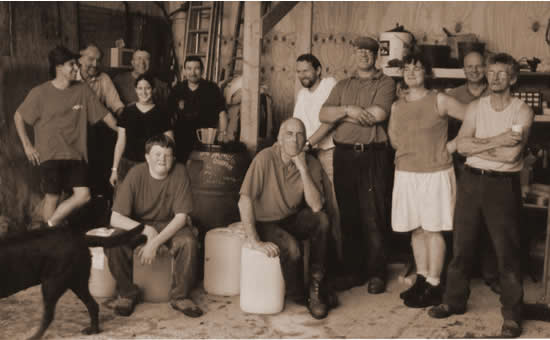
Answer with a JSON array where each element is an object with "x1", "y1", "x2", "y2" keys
[
  {"x1": 388, "y1": 54, "x2": 466, "y2": 308},
  {"x1": 110, "y1": 74, "x2": 174, "y2": 187}
]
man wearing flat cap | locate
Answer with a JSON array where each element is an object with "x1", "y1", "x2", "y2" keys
[
  {"x1": 14, "y1": 45, "x2": 118, "y2": 228},
  {"x1": 320, "y1": 36, "x2": 396, "y2": 294}
]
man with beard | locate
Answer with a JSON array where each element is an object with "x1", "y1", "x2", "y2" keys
[
  {"x1": 238, "y1": 118, "x2": 331, "y2": 319},
  {"x1": 320, "y1": 36, "x2": 396, "y2": 294},
  {"x1": 13, "y1": 45, "x2": 118, "y2": 227},
  {"x1": 78, "y1": 43, "x2": 125, "y2": 199},
  {"x1": 113, "y1": 49, "x2": 170, "y2": 107},
  {"x1": 429, "y1": 53, "x2": 534, "y2": 338},
  {"x1": 168, "y1": 56, "x2": 228, "y2": 163},
  {"x1": 292, "y1": 53, "x2": 342, "y2": 264}
]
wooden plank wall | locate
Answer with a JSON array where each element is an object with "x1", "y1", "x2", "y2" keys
[
  {"x1": 0, "y1": 2, "x2": 170, "y2": 230},
  {"x1": 244, "y1": 1, "x2": 550, "y2": 135}
]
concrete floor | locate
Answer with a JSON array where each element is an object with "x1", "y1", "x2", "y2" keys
[{"x1": 2, "y1": 264, "x2": 550, "y2": 339}]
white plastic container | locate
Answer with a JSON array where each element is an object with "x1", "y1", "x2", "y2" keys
[
  {"x1": 133, "y1": 247, "x2": 173, "y2": 302},
  {"x1": 240, "y1": 245, "x2": 285, "y2": 314},
  {"x1": 204, "y1": 222, "x2": 247, "y2": 296},
  {"x1": 378, "y1": 32, "x2": 413, "y2": 68},
  {"x1": 87, "y1": 228, "x2": 117, "y2": 298}
]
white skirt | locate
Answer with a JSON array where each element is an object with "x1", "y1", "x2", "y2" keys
[{"x1": 391, "y1": 168, "x2": 456, "y2": 232}]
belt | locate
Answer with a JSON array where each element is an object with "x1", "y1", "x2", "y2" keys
[
  {"x1": 465, "y1": 165, "x2": 518, "y2": 178},
  {"x1": 334, "y1": 141, "x2": 387, "y2": 152}
]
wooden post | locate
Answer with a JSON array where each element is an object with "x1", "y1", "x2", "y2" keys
[
  {"x1": 543, "y1": 203, "x2": 550, "y2": 303},
  {"x1": 294, "y1": 2, "x2": 313, "y2": 97},
  {"x1": 240, "y1": 2, "x2": 262, "y2": 156}
]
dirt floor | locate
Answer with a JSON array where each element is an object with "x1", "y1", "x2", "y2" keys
[{"x1": 2, "y1": 264, "x2": 550, "y2": 339}]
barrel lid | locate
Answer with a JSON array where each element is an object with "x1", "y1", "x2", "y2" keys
[{"x1": 194, "y1": 141, "x2": 248, "y2": 154}]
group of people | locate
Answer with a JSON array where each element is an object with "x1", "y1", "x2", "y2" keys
[{"x1": 13, "y1": 34, "x2": 533, "y2": 337}]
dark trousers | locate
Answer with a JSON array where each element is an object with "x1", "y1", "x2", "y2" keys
[
  {"x1": 444, "y1": 169, "x2": 524, "y2": 322},
  {"x1": 333, "y1": 145, "x2": 392, "y2": 281},
  {"x1": 257, "y1": 208, "x2": 330, "y2": 294},
  {"x1": 454, "y1": 159, "x2": 499, "y2": 284},
  {"x1": 105, "y1": 227, "x2": 199, "y2": 301}
]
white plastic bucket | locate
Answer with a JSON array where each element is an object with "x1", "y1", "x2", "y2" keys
[
  {"x1": 133, "y1": 246, "x2": 173, "y2": 303},
  {"x1": 204, "y1": 222, "x2": 247, "y2": 296},
  {"x1": 240, "y1": 245, "x2": 285, "y2": 314},
  {"x1": 87, "y1": 228, "x2": 117, "y2": 298}
]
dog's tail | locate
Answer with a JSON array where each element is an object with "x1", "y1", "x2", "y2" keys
[{"x1": 85, "y1": 224, "x2": 145, "y2": 248}]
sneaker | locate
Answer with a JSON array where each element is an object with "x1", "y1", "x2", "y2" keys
[
  {"x1": 428, "y1": 303, "x2": 466, "y2": 319},
  {"x1": 114, "y1": 297, "x2": 138, "y2": 317},
  {"x1": 404, "y1": 282, "x2": 442, "y2": 308},
  {"x1": 501, "y1": 320, "x2": 522, "y2": 338},
  {"x1": 400, "y1": 274, "x2": 427, "y2": 300}
]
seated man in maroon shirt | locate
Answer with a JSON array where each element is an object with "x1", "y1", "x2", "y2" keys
[
  {"x1": 238, "y1": 118, "x2": 331, "y2": 319},
  {"x1": 105, "y1": 134, "x2": 201, "y2": 318}
]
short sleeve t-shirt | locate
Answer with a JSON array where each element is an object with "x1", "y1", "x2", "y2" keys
[
  {"x1": 17, "y1": 81, "x2": 108, "y2": 162},
  {"x1": 322, "y1": 72, "x2": 396, "y2": 144},
  {"x1": 239, "y1": 144, "x2": 325, "y2": 222},
  {"x1": 117, "y1": 104, "x2": 172, "y2": 162},
  {"x1": 112, "y1": 162, "x2": 193, "y2": 232}
]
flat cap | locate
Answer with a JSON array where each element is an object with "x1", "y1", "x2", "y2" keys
[{"x1": 352, "y1": 36, "x2": 379, "y2": 53}]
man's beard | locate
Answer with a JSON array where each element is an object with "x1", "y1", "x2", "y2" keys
[{"x1": 300, "y1": 77, "x2": 315, "y2": 88}]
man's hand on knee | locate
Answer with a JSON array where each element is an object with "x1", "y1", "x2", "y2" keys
[{"x1": 248, "y1": 239, "x2": 280, "y2": 258}]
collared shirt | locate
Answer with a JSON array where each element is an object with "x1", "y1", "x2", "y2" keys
[
  {"x1": 77, "y1": 71, "x2": 124, "y2": 114},
  {"x1": 293, "y1": 77, "x2": 337, "y2": 150},
  {"x1": 240, "y1": 143, "x2": 325, "y2": 222},
  {"x1": 323, "y1": 70, "x2": 395, "y2": 144}
]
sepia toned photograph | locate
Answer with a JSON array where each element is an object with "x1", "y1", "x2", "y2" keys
[{"x1": 1, "y1": 1, "x2": 550, "y2": 339}]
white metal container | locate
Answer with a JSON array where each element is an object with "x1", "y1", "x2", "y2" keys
[
  {"x1": 204, "y1": 223, "x2": 247, "y2": 296},
  {"x1": 240, "y1": 245, "x2": 285, "y2": 314},
  {"x1": 378, "y1": 32, "x2": 413, "y2": 68}
]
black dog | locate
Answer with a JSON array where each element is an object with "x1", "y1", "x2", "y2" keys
[{"x1": 0, "y1": 223, "x2": 144, "y2": 339}]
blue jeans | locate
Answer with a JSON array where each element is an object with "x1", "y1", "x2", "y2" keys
[{"x1": 443, "y1": 168, "x2": 523, "y2": 322}]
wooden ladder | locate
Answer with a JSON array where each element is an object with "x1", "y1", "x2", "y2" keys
[{"x1": 183, "y1": 1, "x2": 223, "y2": 82}]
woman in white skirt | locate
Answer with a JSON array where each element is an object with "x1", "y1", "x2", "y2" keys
[{"x1": 388, "y1": 53, "x2": 466, "y2": 308}]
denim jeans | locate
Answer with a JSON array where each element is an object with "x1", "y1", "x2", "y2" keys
[
  {"x1": 443, "y1": 168, "x2": 523, "y2": 322},
  {"x1": 105, "y1": 226, "x2": 199, "y2": 301},
  {"x1": 256, "y1": 208, "x2": 330, "y2": 294}
]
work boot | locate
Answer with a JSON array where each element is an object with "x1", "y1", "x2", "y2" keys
[
  {"x1": 307, "y1": 271, "x2": 328, "y2": 319},
  {"x1": 400, "y1": 274, "x2": 427, "y2": 300}
]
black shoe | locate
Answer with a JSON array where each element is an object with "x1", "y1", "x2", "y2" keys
[
  {"x1": 404, "y1": 282, "x2": 442, "y2": 308},
  {"x1": 367, "y1": 277, "x2": 386, "y2": 294},
  {"x1": 400, "y1": 274, "x2": 427, "y2": 300},
  {"x1": 501, "y1": 320, "x2": 522, "y2": 338},
  {"x1": 428, "y1": 303, "x2": 466, "y2": 319}
]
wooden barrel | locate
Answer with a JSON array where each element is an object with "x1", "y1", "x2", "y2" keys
[{"x1": 186, "y1": 142, "x2": 251, "y2": 232}]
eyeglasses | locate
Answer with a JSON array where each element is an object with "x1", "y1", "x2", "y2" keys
[
  {"x1": 355, "y1": 49, "x2": 375, "y2": 56},
  {"x1": 486, "y1": 70, "x2": 509, "y2": 78}
]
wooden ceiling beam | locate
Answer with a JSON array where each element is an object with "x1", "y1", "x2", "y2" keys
[{"x1": 261, "y1": 1, "x2": 298, "y2": 37}]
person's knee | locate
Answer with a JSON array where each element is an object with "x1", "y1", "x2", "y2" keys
[
  {"x1": 314, "y1": 211, "x2": 330, "y2": 233},
  {"x1": 73, "y1": 189, "x2": 91, "y2": 206},
  {"x1": 172, "y1": 232, "x2": 198, "y2": 253}
]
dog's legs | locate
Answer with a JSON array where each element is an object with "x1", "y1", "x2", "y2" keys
[
  {"x1": 71, "y1": 276, "x2": 101, "y2": 335},
  {"x1": 28, "y1": 280, "x2": 67, "y2": 340}
]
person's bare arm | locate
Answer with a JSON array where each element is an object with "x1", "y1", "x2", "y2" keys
[
  {"x1": 102, "y1": 112, "x2": 118, "y2": 132},
  {"x1": 292, "y1": 153, "x2": 324, "y2": 212},
  {"x1": 475, "y1": 104, "x2": 534, "y2": 163},
  {"x1": 307, "y1": 123, "x2": 335, "y2": 147},
  {"x1": 138, "y1": 213, "x2": 188, "y2": 265},
  {"x1": 437, "y1": 92, "x2": 467, "y2": 121},
  {"x1": 14, "y1": 111, "x2": 40, "y2": 165}
]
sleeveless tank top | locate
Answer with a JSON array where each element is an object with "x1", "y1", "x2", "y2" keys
[
  {"x1": 390, "y1": 91, "x2": 452, "y2": 172},
  {"x1": 466, "y1": 96, "x2": 525, "y2": 172}
]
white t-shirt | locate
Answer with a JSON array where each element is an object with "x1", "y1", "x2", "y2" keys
[{"x1": 293, "y1": 77, "x2": 337, "y2": 150}]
